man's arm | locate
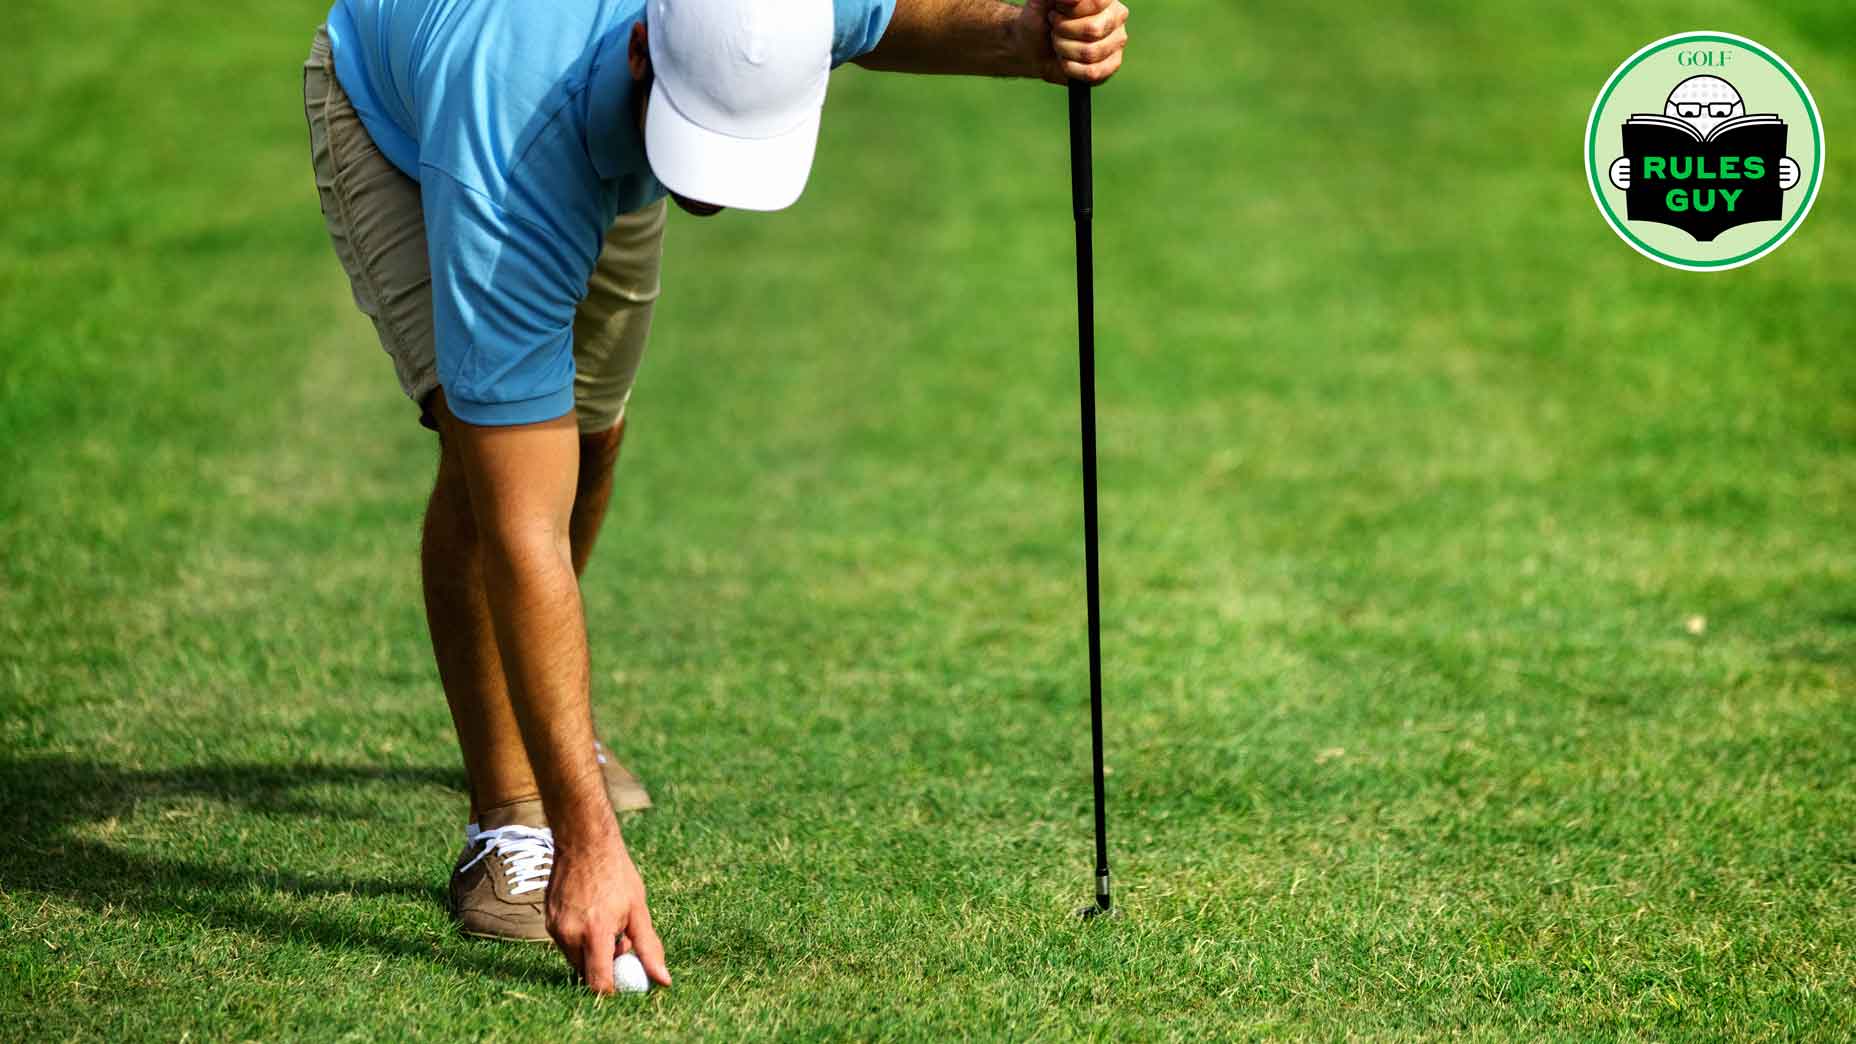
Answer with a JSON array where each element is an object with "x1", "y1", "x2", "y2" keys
[
  {"x1": 436, "y1": 398, "x2": 669, "y2": 995},
  {"x1": 854, "y1": 0, "x2": 1130, "y2": 85}
]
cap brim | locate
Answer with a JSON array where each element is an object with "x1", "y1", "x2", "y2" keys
[{"x1": 645, "y1": 79, "x2": 819, "y2": 212}]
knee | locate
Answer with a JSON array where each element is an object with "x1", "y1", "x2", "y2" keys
[
  {"x1": 427, "y1": 439, "x2": 479, "y2": 542},
  {"x1": 577, "y1": 418, "x2": 626, "y2": 490}
]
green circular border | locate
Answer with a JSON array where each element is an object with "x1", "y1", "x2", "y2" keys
[{"x1": 1585, "y1": 32, "x2": 1824, "y2": 270}]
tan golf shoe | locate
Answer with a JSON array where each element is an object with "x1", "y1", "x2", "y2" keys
[
  {"x1": 449, "y1": 800, "x2": 553, "y2": 942},
  {"x1": 596, "y1": 741, "x2": 653, "y2": 813}
]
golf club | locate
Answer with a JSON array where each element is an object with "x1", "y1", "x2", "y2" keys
[{"x1": 1068, "y1": 79, "x2": 1113, "y2": 921}]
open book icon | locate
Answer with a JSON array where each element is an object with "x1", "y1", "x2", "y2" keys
[{"x1": 1616, "y1": 114, "x2": 1788, "y2": 241}]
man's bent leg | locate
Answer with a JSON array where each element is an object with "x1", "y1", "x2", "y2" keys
[
  {"x1": 570, "y1": 420, "x2": 627, "y2": 577},
  {"x1": 567, "y1": 419, "x2": 655, "y2": 812}
]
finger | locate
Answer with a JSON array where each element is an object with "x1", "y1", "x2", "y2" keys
[
  {"x1": 1061, "y1": 48, "x2": 1123, "y2": 85},
  {"x1": 627, "y1": 904, "x2": 673, "y2": 987},
  {"x1": 581, "y1": 923, "x2": 619, "y2": 995},
  {"x1": 550, "y1": 922, "x2": 586, "y2": 983},
  {"x1": 1052, "y1": 28, "x2": 1128, "y2": 66},
  {"x1": 1051, "y1": 0, "x2": 1114, "y2": 16},
  {"x1": 1050, "y1": 3, "x2": 1127, "y2": 42}
]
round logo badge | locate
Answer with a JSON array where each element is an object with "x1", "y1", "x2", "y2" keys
[{"x1": 1585, "y1": 32, "x2": 1824, "y2": 271}]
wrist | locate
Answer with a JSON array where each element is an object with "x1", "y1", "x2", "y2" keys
[
  {"x1": 552, "y1": 802, "x2": 621, "y2": 849},
  {"x1": 1000, "y1": 2, "x2": 1043, "y2": 79},
  {"x1": 539, "y1": 764, "x2": 619, "y2": 846}
]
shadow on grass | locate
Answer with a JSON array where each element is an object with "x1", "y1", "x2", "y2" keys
[{"x1": 0, "y1": 754, "x2": 563, "y2": 988}]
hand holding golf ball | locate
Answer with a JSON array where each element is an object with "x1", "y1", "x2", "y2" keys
[{"x1": 547, "y1": 827, "x2": 671, "y2": 994}]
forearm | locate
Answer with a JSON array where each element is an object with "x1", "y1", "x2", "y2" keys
[
  {"x1": 480, "y1": 537, "x2": 611, "y2": 842},
  {"x1": 854, "y1": 0, "x2": 1037, "y2": 78}
]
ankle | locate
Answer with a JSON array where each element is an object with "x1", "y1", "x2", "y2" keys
[{"x1": 476, "y1": 793, "x2": 548, "y2": 831}]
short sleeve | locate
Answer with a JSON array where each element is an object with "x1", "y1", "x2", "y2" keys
[
  {"x1": 831, "y1": 0, "x2": 896, "y2": 67},
  {"x1": 421, "y1": 170, "x2": 598, "y2": 426}
]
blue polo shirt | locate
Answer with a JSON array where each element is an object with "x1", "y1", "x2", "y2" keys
[{"x1": 326, "y1": 0, "x2": 895, "y2": 426}]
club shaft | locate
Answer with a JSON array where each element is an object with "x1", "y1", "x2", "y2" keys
[{"x1": 1069, "y1": 80, "x2": 1110, "y2": 914}]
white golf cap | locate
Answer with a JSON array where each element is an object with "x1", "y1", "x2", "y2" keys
[{"x1": 645, "y1": 0, "x2": 834, "y2": 212}]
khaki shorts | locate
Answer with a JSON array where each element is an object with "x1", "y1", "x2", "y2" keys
[{"x1": 302, "y1": 26, "x2": 664, "y2": 433}]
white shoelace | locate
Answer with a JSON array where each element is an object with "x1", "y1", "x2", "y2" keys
[{"x1": 458, "y1": 825, "x2": 556, "y2": 896}]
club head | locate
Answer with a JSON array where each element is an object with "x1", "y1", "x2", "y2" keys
[{"x1": 1075, "y1": 900, "x2": 1118, "y2": 921}]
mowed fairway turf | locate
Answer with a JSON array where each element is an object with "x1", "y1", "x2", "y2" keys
[{"x1": 3, "y1": 0, "x2": 1853, "y2": 1039}]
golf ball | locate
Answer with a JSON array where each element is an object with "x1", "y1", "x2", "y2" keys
[{"x1": 614, "y1": 953, "x2": 650, "y2": 993}]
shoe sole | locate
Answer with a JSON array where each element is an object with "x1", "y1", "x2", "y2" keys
[
  {"x1": 457, "y1": 927, "x2": 554, "y2": 944},
  {"x1": 612, "y1": 791, "x2": 653, "y2": 814}
]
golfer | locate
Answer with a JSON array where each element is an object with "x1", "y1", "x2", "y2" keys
[{"x1": 304, "y1": 0, "x2": 1128, "y2": 994}]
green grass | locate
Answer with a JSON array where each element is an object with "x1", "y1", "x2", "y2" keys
[{"x1": 3, "y1": 0, "x2": 1853, "y2": 1038}]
